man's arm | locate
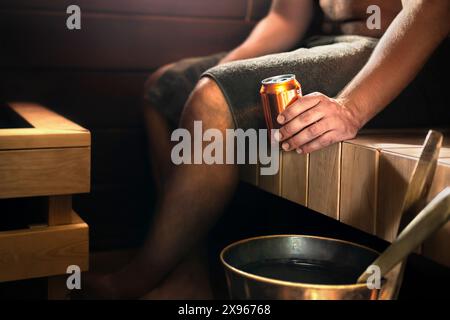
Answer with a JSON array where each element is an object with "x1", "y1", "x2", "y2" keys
[
  {"x1": 220, "y1": 0, "x2": 314, "y2": 64},
  {"x1": 340, "y1": 0, "x2": 450, "y2": 126},
  {"x1": 277, "y1": 0, "x2": 450, "y2": 154}
]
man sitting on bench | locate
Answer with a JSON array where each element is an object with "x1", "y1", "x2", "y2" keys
[{"x1": 81, "y1": 0, "x2": 449, "y2": 298}]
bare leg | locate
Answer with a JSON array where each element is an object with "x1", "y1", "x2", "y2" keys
[
  {"x1": 141, "y1": 247, "x2": 212, "y2": 300},
  {"x1": 143, "y1": 63, "x2": 175, "y2": 193},
  {"x1": 83, "y1": 78, "x2": 239, "y2": 299}
]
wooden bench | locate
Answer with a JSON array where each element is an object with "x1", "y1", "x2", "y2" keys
[
  {"x1": 240, "y1": 130, "x2": 450, "y2": 267},
  {"x1": 0, "y1": 103, "x2": 90, "y2": 296}
]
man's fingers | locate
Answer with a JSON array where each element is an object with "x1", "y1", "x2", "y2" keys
[
  {"x1": 297, "y1": 131, "x2": 337, "y2": 154},
  {"x1": 278, "y1": 104, "x2": 326, "y2": 141},
  {"x1": 281, "y1": 118, "x2": 333, "y2": 151},
  {"x1": 277, "y1": 92, "x2": 325, "y2": 125}
]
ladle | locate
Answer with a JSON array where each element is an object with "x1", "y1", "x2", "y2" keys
[{"x1": 358, "y1": 187, "x2": 450, "y2": 284}]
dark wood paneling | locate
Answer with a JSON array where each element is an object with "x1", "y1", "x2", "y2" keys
[
  {"x1": 74, "y1": 183, "x2": 154, "y2": 250},
  {"x1": 1, "y1": 71, "x2": 149, "y2": 129},
  {"x1": 251, "y1": 0, "x2": 271, "y2": 20},
  {"x1": 0, "y1": 0, "x2": 249, "y2": 19},
  {"x1": 91, "y1": 128, "x2": 150, "y2": 185},
  {"x1": 0, "y1": 11, "x2": 254, "y2": 70}
]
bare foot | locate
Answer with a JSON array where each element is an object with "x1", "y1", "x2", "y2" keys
[
  {"x1": 142, "y1": 249, "x2": 213, "y2": 300},
  {"x1": 70, "y1": 273, "x2": 119, "y2": 300}
]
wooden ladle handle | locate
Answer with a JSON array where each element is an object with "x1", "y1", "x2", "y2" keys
[{"x1": 358, "y1": 187, "x2": 450, "y2": 284}]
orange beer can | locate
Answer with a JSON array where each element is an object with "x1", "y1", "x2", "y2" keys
[{"x1": 260, "y1": 74, "x2": 302, "y2": 131}]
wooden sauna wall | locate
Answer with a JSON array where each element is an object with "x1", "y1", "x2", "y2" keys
[{"x1": 0, "y1": 0, "x2": 271, "y2": 249}]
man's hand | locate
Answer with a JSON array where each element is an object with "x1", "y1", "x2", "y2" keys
[{"x1": 275, "y1": 93, "x2": 363, "y2": 154}]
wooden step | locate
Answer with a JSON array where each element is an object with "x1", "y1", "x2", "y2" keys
[{"x1": 0, "y1": 211, "x2": 89, "y2": 282}]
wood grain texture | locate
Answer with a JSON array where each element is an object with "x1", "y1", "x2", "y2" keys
[
  {"x1": 281, "y1": 151, "x2": 308, "y2": 206},
  {"x1": 347, "y1": 134, "x2": 430, "y2": 149},
  {"x1": 377, "y1": 142, "x2": 450, "y2": 263},
  {"x1": 0, "y1": 103, "x2": 90, "y2": 150},
  {"x1": 422, "y1": 162, "x2": 450, "y2": 267},
  {"x1": 9, "y1": 103, "x2": 87, "y2": 131},
  {"x1": 0, "y1": 147, "x2": 91, "y2": 199},
  {"x1": 0, "y1": 10, "x2": 254, "y2": 70},
  {"x1": 340, "y1": 143, "x2": 378, "y2": 234},
  {"x1": 0, "y1": 128, "x2": 90, "y2": 150},
  {"x1": 386, "y1": 147, "x2": 450, "y2": 160},
  {"x1": 308, "y1": 143, "x2": 342, "y2": 219},
  {"x1": 377, "y1": 152, "x2": 416, "y2": 242},
  {"x1": 258, "y1": 153, "x2": 281, "y2": 196},
  {"x1": 0, "y1": 212, "x2": 88, "y2": 282},
  {"x1": 48, "y1": 195, "x2": 73, "y2": 226}
]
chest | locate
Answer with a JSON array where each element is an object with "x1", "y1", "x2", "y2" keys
[{"x1": 319, "y1": 0, "x2": 402, "y2": 21}]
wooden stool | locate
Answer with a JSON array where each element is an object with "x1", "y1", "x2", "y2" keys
[{"x1": 0, "y1": 103, "x2": 90, "y2": 299}]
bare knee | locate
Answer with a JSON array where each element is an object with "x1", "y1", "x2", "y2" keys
[
  {"x1": 182, "y1": 77, "x2": 233, "y2": 129},
  {"x1": 145, "y1": 63, "x2": 175, "y2": 89}
]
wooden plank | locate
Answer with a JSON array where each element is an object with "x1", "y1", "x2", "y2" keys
[
  {"x1": 47, "y1": 210, "x2": 87, "y2": 299},
  {"x1": 0, "y1": 128, "x2": 90, "y2": 150},
  {"x1": 386, "y1": 147, "x2": 450, "y2": 160},
  {"x1": 0, "y1": 11, "x2": 254, "y2": 70},
  {"x1": 340, "y1": 143, "x2": 378, "y2": 234},
  {"x1": 0, "y1": 103, "x2": 90, "y2": 150},
  {"x1": 376, "y1": 151, "x2": 416, "y2": 242},
  {"x1": 308, "y1": 143, "x2": 341, "y2": 219},
  {"x1": 348, "y1": 131, "x2": 450, "y2": 149},
  {"x1": 280, "y1": 151, "x2": 308, "y2": 206},
  {"x1": 0, "y1": 147, "x2": 90, "y2": 199},
  {"x1": 0, "y1": 0, "x2": 249, "y2": 19},
  {"x1": 48, "y1": 195, "x2": 73, "y2": 226},
  {"x1": 377, "y1": 148, "x2": 450, "y2": 267},
  {"x1": 347, "y1": 134, "x2": 430, "y2": 149},
  {"x1": 9, "y1": 103, "x2": 88, "y2": 131},
  {"x1": 0, "y1": 213, "x2": 89, "y2": 282},
  {"x1": 339, "y1": 133, "x2": 442, "y2": 235},
  {"x1": 258, "y1": 153, "x2": 281, "y2": 196},
  {"x1": 422, "y1": 162, "x2": 450, "y2": 267}
]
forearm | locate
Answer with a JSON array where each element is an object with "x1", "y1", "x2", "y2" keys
[
  {"x1": 220, "y1": 0, "x2": 313, "y2": 64},
  {"x1": 338, "y1": 0, "x2": 450, "y2": 128}
]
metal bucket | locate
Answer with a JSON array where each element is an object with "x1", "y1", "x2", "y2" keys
[{"x1": 220, "y1": 235, "x2": 381, "y2": 300}]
